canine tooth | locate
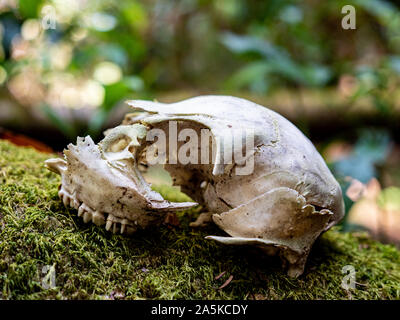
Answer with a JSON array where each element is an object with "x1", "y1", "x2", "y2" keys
[{"x1": 83, "y1": 211, "x2": 92, "y2": 223}]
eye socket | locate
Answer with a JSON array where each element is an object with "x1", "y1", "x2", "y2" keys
[
  {"x1": 106, "y1": 137, "x2": 130, "y2": 153},
  {"x1": 128, "y1": 144, "x2": 136, "y2": 154},
  {"x1": 312, "y1": 204, "x2": 326, "y2": 212}
]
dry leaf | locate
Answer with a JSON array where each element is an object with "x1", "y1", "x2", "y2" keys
[
  {"x1": 214, "y1": 271, "x2": 226, "y2": 280},
  {"x1": 218, "y1": 275, "x2": 233, "y2": 290}
]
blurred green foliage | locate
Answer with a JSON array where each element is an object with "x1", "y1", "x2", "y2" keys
[
  {"x1": 0, "y1": 0, "x2": 400, "y2": 135},
  {"x1": 332, "y1": 129, "x2": 393, "y2": 225},
  {"x1": 220, "y1": 0, "x2": 400, "y2": 107},
  {"x1": 334, "y1": 129, "x2": 392, "y2": 184}
]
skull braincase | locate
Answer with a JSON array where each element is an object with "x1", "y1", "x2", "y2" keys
[{"x1": 46, "y1": 95, "x2": 344, "y2": 277}]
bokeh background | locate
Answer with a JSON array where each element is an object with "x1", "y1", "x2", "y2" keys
[{"x1": 0, "y1": 0, "x2": 400, "y2": 244}]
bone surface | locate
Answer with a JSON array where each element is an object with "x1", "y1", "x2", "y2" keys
[{"x1": 46, "y1": 95, "x2": 344, "y2": 277}]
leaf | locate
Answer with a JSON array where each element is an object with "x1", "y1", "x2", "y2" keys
[
  {"x1": 378, "y1": 187, "x2": 400, "y2": 211},
  {"x1": 121, "y1": 1, "x2": 148, "y2": 32},
  {"x1": 333, "y1": 130, "x2": 392, "y2": 183},
  {"x1": 40, "y1": 104, "x2": 76, "y2": 139},
  {"x1": 123, "y1": 76, "x2": 144, "y2": 91},
  {"x1": 225, "y1": 61, "x2": 271, "y2": 90},
  {"x1": 301, "y1": 64, "x2": 332, "y2": 86},
  {"x1": 97, "y1": 44, "x2": 128, "y2": 67},
  {"x1": 214, "y1": 271, "x2": 226, "y2": 280},
  {"x1": 88, "y1": 109, "x2": 109, "y2": 138},
  {"x1": 103, "y1": 81, "x2": 130, "y2": 110},
  {"x1": 0, "y1": 130, "x2": 53, "y2": 153},
  {"x1": 220, "y1": 32, "x2": 285, "y2": 59},
  {"x1": 218, "y1": 275, "x2": 233, "y2": 290},
  {"x1": 354, "y1": 0, "x2": 399, "y2": 24},
  {"x1": 387, "y1": 56, "x2": 400, "y2": 74},
  {"x1": 19, "y1": 0, "x2": 43, "y2": 19},
  {"x1": 221, "y1": 32, "x2": 332, "y2": 87}
]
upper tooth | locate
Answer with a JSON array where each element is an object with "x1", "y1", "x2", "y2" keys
[
  {"x1": 120, "y1": 219, "x2": 128, "y2": 234},
  {"x1": 73, "y1": 199, "x2": 80, "y2": 209},
  {"x1": 78, "y1": 205, "x2": 84, "y2": 217},
  {"x1": 83, "y1": 211, "x2": 92, "y2": 223},
  {"x1": 106, "y1": 219, "x2": 112, "y2": 231},
  {"x1": 62, "y1": 195, "x2": 69, "y2": 206},
  {"x1": 92, "y1": 211, "x2": 105, "y2": 226}
]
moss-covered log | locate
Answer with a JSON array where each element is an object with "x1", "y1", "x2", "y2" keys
[{"x1": 0, "y1": 140, "x2": 399, "y2": 299}]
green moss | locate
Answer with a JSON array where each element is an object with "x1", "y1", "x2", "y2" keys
[{"x1": 0, "y1": 139, "x2": 399, "y2": 300}]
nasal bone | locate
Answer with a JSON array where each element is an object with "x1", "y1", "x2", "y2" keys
[{"x1": 44, "y1": 158, "x2": 67, "y2": 175}]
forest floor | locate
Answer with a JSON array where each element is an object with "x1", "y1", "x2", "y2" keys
[{"x1": 0, "y1": 139, "x2": 400, "y2": 299}]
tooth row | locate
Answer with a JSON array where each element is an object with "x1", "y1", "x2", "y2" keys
[
  {"x1": 106, "y1": 214, "x2": 136, "y2": 235},
  {"x1": 59, "y1": 190, "x2": 78, "y2": 209},
  {"x1": 78, "y1": 203, "x2": 106, "y2": 226},
  {"x1": 58, "y1": 189, "x2": 136, "y2": 235}
]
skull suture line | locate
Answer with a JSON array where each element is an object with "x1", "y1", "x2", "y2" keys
[{"x1": 45, "y1": 95, "x2": 344, "y2": 277}]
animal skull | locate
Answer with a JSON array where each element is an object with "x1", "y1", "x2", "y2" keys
[{"x1": 45, "y1": 95, "x2": 344, "y2": 277}]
